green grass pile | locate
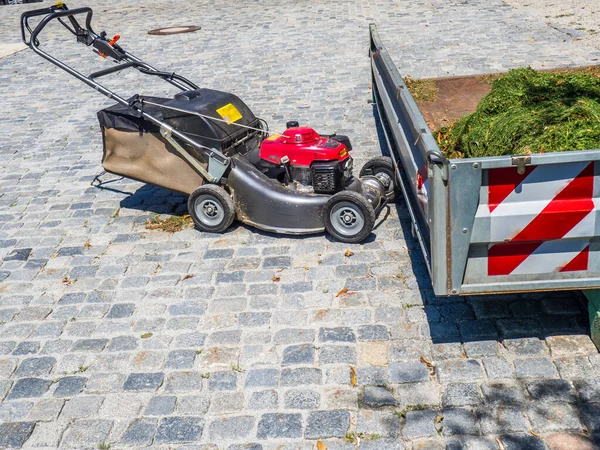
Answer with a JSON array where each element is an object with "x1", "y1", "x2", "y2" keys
[{"x1": 436, "y1": 67, "x2": 600, "y2": 159}]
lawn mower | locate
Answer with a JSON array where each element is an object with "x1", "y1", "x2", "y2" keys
[{"x1": 21, "y1": 3, "x2": 397, "y2": 243}]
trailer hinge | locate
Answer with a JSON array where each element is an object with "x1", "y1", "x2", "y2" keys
[{"x1": 511, "y1": 155, "x2": 531, "y2": 175}]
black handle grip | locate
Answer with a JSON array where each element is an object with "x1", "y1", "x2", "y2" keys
[{"x1": 21, "y1": 6, "x2": 94, "y2": 47}]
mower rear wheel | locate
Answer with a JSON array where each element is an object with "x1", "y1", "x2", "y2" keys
[
  {"x1": 188, "y1": 184, "x2": 235, "y2": 233},
  {"x1": 359, "y1": 156, "x2": 398, "y2": 200},
  {"x1": 324, "y1": 191, "x2": 376, "y2": 243}
]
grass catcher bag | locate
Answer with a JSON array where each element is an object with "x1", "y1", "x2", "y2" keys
[{"x1": 97, "y1": 97, "x2": 208, "y2": 195}]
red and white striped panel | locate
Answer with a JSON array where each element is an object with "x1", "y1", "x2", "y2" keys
[{"x1": 484, "y1": 161, "x2": 598, "y2": 276}]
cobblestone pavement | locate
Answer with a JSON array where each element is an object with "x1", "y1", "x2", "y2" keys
[{"x1": 1, "y1": 0, "x2": 600, "y2": 449}]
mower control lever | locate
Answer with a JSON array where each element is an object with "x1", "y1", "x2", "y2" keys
[{"x1": 94, "y1": 34, "x2": 125, "y2": 60}]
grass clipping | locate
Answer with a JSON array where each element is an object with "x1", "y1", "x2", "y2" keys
[
  {"x1": 436, "y1": 67, "x2": 600, "y2": 159},
  {"x1": 145, "y1": 214, "x2": 193, "y2": 233}
]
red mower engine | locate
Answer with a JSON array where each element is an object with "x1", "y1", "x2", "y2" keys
[{"x1": 259, "y1": 127, "x2": 353, "y2": 194}]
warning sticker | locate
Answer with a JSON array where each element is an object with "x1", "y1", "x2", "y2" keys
[{"x1": 216, "y1": 103, "x2": 242, "y2": 124}]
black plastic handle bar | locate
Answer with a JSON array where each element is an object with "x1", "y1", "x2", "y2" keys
[
  {"x1": 89, "y1": 61, "x2": 137, "y2": 80},
  {"x1": 21, "y1": 6, "x2": 93, "y2": 47}
]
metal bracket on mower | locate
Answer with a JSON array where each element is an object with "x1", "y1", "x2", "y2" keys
[{"x1": 159, "y1": 125, "x2": 229, "y2": 184}]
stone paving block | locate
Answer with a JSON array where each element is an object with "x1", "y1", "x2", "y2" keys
[
  {"x1": 208, "y1": 371, "x2": 238, "y2": 391},
  {"x1": 145, "y1": 395, "x2": 177, "y2": 415},
  {"x1": 8, "y1": 378, "x2": 52, "y2": 400},
  {"x1": 244, "y1": 368, "x2": 279, "y2": 388},
  {"x1": 209, "y1": 415, "x2": 254, "y2": 440},
  {"x1": 482, "y1": 382, "x2": 528, "y2": 405},
  {"x1": 99, "y1": 394, "x2": 143, "y2": 418},
  {"x1": 0, "y1": 380, "x2": 11, "y2": 401},
  {"x1": 227, "y1": 445, "x2": 264, "y2": 450},
  {"x1": 155, "y1": 416, "x2": 203, "y2": 443},
  {"x1": 359, "y1": 386, "x2": 398, "y2": 408},
  {"x1": 442, "y1": 383, "x2": 483, "y2": 407},
  {"x1": 106, "y1": 303, "x2": 134, "y2": 319},
  {"x1": 544, "y1": 432, "x2": 595, "y2": 450},
  {"x1": 106, "y1": 335, "x2": 138, "y2": 352},
  {"x1": 250, "y1": 389, "x2": 279, "y2": 409},
  {"x1": 12, "y1": 341, "x2": 40, "y2": 356},
  {"x1": 165, "y1": 349, "x2": 197, "y2": 369},
  {"x1": 27, "y1": 398, "x2": 65, "y2": 422},
  {"x1": 120, "y1": 417, "x2": 157, "y2": 445},
  {"x1": 356, "y1": 366, "x2": 387, "y2": 386},
  {"x1": 257, "y1": 413, "x2": 302, "y2": 439},
  {"x1": 0, "y1": 400, "x2": 33, "y2": 421},
  {"x1": 479, "y1": 406, "x2": 528, "y2": 434},
  {"x1": 23, "y1": 420, "x2": 66, "y2": 448},
  {"x1": 273, "y1": 328, "x2": 315, "y2": 344},
  {"x1": 0, "y1": 421, "x2": 36, "y2": 449},
  {"x1": 527, "y1": 379, "x2": 577, "y2": 403},
  {"x1": 389, "y1": 362, "x2": 430, "y2": 383},
  {"x1": 284, "y1": 389, "x2": 319, "y2": 409},
  {"x1": 437, "y1": 359, "x2": 483, "y2": 383},
  {"x1": 305, "y1": 410, "x2": 350, "y2": 439},
  {"x1": 124, "y1": 372, "x2": 164, "y2": 391},
  {"x1": 394, "y1": 382, "x2": 440, "y2": 408},
  {"x1": 556, "y1": 357, "x2": 596, "y2": 379},
  {"x1": 319, "y1": 327, "x2": 356, "y2": 343},
  {"x1": 357, "y1": 324, "x2": 389, "y2": 341},
  {"x1": 320, "y1": 345, "x2": 357, "y2": 364},
  {"x1": 441, "y1": 408, "x2": 480, "y2": 436},
  {"x1": 482, "y1": 357, "x2": 515, "y2": 380},
  {"x1": 60, "y1": 396, "x2": 104, "y2": 419},
  {"x1": 463, "y1": 340, "x2": 499, "y2": 358},
  {"x1": 528, "y1": 402, "x2": 583, "y2": 433},
  {"x1": 15, "y1": 357, "x2": 56, "y2": 377},
  {"x1": 86, "y1": 373, "x2": 125, "y2": 394},
  {"x1": 174, "y1": 331, "x2": 208, "y2": 348},
  {"x1": 165, "y1": 371, "x2": 203, "y2": 392},
  {"x1": 53, "y1": 376, "x2": 87, "y2": 397},
  {"x1": 0, "y1": 341, "x2": 17, "y2": 355},
  {"x1": 359, "y1": 441, "x2": 406, "y2": 450},
  {"x1": 283, "y1": 344, "x2": 315, "y2": 365},
  {"x1": 60, "y1": 419, "x2": 113, "y2": 448},
  {"x1": 515, "y1": 357, "x2": 558, "y2": 378},
  {"x1": 280, "y1": 367, "x2": 322, "y2": 386},
  {"x1": 71, "y1": 338, "x2": 108, "y2": 352},
  {"x1": 503, "y1": 338, "x2": 547, "y2": 356},
  {"x1": 403, "y1": 409, "x2": 438, "y2": 439},
  {"x1": 446, "y1": 437, "x2": 498, "y2": 450},
  {"x1": 546, "y1": 335, "x2": 598, "y2": 356},
  {"x1": 177, "y1": 395, "x2": 211, "y2": 415},
  {"x1": 573, "y1": 378, "x2": 600, "y2": 403},
  {"x1": 356, "y1": 409, "x2": 400, "y2": 439}
]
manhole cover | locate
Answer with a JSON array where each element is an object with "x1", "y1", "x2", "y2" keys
[{"x1": 148, "y1": 26, "x2": 201, "y2": 36}]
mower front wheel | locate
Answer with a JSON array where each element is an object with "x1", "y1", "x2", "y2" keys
[
  {"x1": 188, "y1": 184, "x2": 235, "y2": 233},
  {"x1": 324, "y1": 191, "x2": 376, "y2": 243},
  {"x1": 359, "y1": 156, "x2": 398, "y2": 200}
]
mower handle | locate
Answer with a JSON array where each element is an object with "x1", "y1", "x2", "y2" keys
[
  {"x1": 19, "y1": 4, "x2": 222, "y2": 176},
  {"x1": 21, "y1": 5, "x2": 93, "y2": 48}
]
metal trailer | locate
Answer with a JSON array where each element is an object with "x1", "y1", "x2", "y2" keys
[{"x1": 369, "y1": 24, "x2": 600, "y2": 296}]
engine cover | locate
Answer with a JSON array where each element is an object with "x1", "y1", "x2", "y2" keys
[{"x1": 259, "y1": 127, "x2": 349, "y2": 166}]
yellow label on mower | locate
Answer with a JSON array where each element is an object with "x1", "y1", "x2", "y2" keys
[{"x1": 216, "y1": 103, "x2": 242, "y2": 124}]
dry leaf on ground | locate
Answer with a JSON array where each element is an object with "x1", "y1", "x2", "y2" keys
[
  {"x1": 350, "y1": 365, "x2": 357, "y2": 387},
  {"x1": 336, "y1": 288, "x2": 348, "y2": 297}
]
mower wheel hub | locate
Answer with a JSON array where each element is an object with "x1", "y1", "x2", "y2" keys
[
  {"x1": 196, "y1": 196, "x2": 224, "y2": 226},
  {"x1": 330, "y1": 202, "x2": 364, "y2": 236}
]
